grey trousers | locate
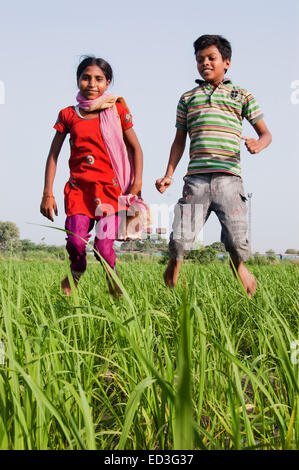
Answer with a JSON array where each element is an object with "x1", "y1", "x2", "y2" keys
[{"x1": 169, "y1": 173, "x2": 249, "y2": 263}]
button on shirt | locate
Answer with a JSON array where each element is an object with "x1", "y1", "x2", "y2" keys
[{"x1": 176, "y1": 79, "x2": 264, "y2": 176}]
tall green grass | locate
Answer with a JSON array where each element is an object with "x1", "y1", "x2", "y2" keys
[{"x1": 0, "y1": 258, "x2": 298, "y2": 449}]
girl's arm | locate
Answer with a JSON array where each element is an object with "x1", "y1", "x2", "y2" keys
[
  {"x1": 123, "y1": 128, "x2": 143, "y2": 197},
  {"x1": 242, "y1": 118, "x2": 272, "y2": 154},
  {"x1": 156, "y1": 129, "x2": 187, "y2": 193},
  {"x1": 40, "y1": 131, "x2": 66, "y2": 221}
]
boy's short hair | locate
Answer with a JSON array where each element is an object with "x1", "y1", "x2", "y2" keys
[{"x1": 193, "y1": 35, "x2": 232, "y2": 61}]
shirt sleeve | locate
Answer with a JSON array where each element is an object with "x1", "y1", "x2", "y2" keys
[
  {"x1": 241, "y1": 91, "x2": 264, "y2": 125},
  {"x1": 53, "y1": 108, "x2": 70, "y2": 134},
  {"x1": 115, "y1": 102, "x2": 133, "y2": 131},
  {"x1": 175, "y1": 95, "x2": 188, "y2": 131}
]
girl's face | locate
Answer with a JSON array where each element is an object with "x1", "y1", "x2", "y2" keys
[{"x1": 78, "y1": 65, "x2": 110, "y2": 99}]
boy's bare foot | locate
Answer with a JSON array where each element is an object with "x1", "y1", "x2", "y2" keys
[
  {"x1": 61, "y1": 271, "x2": 81, "y2": 296},
  {"x1": 238, "y1": 263, "x2": 257, "y2": 298},
  {"x1": 163, "y1": 259, "x2": 182, "y2": 288},
  {"x1": 230, "y1": 259, "x2": 257, "y2": 298}
]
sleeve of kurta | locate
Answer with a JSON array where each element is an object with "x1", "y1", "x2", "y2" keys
[
  {"x1": 53, "y1": 108, "x2": 71, "y2": 134},
  {"x1": 115, "y1": 102, "x2": 134, "y2": 131}
]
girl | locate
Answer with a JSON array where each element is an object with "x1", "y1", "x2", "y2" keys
[{"x1": 40, "y1": 56, "x2": 144, "y2": 296}]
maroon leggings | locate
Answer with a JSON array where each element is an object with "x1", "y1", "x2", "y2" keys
[{"x1": 65, "y1": 214, "x2": 121, "y2": 274}]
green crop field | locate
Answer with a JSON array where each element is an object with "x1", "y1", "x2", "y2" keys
[{"x1": 0, "y1": 259, "x2": 298, "y2": 450}]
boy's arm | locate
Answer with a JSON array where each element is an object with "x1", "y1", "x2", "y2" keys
[
  {"x1": 242, "y1": 118, "x2": 272, "y2": 154},
  {"x1": 156, "y1": 129, "x2": 187, "y2": 193}
]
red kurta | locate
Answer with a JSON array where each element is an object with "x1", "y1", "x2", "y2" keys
[{"x1": 54, "y1": 102, "x2": 133, "y2": 218}]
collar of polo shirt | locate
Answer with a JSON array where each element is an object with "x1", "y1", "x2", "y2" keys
[
  {"x1": 195, "y1": 78, "x2": 232, "y2": 86},
  {"x1": 195, "y1": 78, "x2": 232, "y2": 96}
]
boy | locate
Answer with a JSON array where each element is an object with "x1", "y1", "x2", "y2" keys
[{"x1": 156, "y1": 35, "x2": 272, "y2": 297}]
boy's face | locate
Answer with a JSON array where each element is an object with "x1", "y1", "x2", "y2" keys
[{"x1": 196, "y1": 45, "x2": 230, "y2": 87}]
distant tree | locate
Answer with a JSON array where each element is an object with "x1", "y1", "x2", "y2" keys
[
  {"x1": 210, "y1": 242, "x2": 226, "y2": 253},
  {"x1": 0, "y1": 221, "x2": 20, "y2": 250},
  {"x1": 139, "y1": 239, "x2": 150, "y2": 252},
  {"x1": 120, "y1": 238, "x2": 168, "y2": 253},
  {"x1": 266, "y1": 252, "x2": 277, "y2": 262},
  {"x1": 158, "y1": 252, "x2": 170, "y2": 265},
  {"x1": 153, "y1": 238, "x2": 168, "y2": 250},
  {"x1": 285, "y1": 249, "x2": 297, "y2": 254},
  {"x1": 247, "y1": 252, "x2": 269, "y2": 265},
  {"x1": 18, "y1": 239, "x2": 37, "y2": 251},
  {"x1": 120, "y1": 239, "x2": 143, "y2": 252},
  {"x1": 186, "y1": 246, "x2": 217, "y2": 264}
]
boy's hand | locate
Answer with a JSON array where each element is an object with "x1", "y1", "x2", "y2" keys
[
  {"x1": 242, "y1": 136, "x2": 262, "y2": 154},
  {"x1": 40, "y1": 196, "x2": 58, "y2": 222},
  {"x1": 155, "y1": 176, "x2": 172, "y2": 194}
]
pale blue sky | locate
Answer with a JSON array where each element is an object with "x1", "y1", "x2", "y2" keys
[{"x1": 0, "y1": 0, "x2": 298, "y2": 252}]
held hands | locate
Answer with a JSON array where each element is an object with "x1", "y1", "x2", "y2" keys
[
  {"x1": 40, "y1": 195, "x2": 58, "y2": 222},
  {"x1": 242, "y1": 136, "x2": 262, "y2": 154},
  {"x1": 155, "y1": 176, "x2": 172, "y2": 194}
]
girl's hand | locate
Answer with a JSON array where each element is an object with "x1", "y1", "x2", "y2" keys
[
  {"x1": 155, "y1": 176, "x2": 172, "y2": 193},
  {"x1": 40, "y1": 195, "x2": 58, "y2": 222},
  {"x1": 127, "y1": 182, "x2": 142, "y2": 198}
]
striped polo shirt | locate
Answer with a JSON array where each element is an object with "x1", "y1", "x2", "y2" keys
[{"x1": 176, "y1": 78, "x2": 263, "y2": 176}]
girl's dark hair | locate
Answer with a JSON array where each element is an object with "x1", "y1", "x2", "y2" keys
[
  {"x1": 76, "y1": 56, "x2": 113, "y2": 84},
  {"x1": 193, "y1": 35, "x2": 232, "y2": 61}
]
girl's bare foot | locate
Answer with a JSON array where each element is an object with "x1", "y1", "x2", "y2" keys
[
  {"x1": 107, "y1": 279, "x2": 122, "y2": 298},
  {"x1": 106, "y1": 270, "x2": 122, "y2": 298},
  {"x1": 230, "y1": 259, "x2": 257, "y2": 298},
  {"x1": 61, "y1": 277, "x2": 72, "y2": 296},
  {"x1": 163, "y1": 259, "x2": 182, "y2": 288},
  {"x1": 61, "y1": 271, "x2": 81, "y2": 296}
]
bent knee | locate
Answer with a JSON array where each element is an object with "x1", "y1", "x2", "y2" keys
[{"x1": 66, "y1": 236, "x2": 87, "y2": 255}]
